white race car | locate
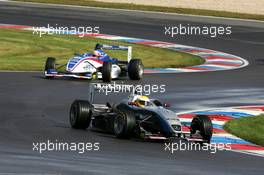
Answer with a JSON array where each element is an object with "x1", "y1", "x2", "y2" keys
[{"x1": 44, "y1": 44, "x2": 144, "y2": 82}]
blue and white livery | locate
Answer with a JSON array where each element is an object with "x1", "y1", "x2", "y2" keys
[{"x1": 44, "y1": 43, "x2": 143, "y2": 82}]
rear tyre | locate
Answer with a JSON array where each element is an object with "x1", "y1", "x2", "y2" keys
[
  {"x1": 102, "y1": 62, "x2": 112, "y2": 82},
  {"x1": 70, "y1": 100, "x2": 92, "y2": 130},
  {"x1": 190, "y1": 115, "x2": 213, "y2": 143},
  {"x1": 128, "y1": 59, "x2": 144, "y2": 80},
  {"x1": 113, "y1": 108, "x2": 136, "y2": 139},
  {"x1": 44, "y1": 57, "x2": 56, "y2": 79}
]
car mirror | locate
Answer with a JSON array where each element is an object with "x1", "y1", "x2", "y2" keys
[{"x1": 163, "y1": 103, "x2": 171, "y2": 108}]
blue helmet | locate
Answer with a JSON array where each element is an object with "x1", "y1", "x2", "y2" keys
[{"x1": 95, "y1": 43, "x2": 103, "y2": 50}]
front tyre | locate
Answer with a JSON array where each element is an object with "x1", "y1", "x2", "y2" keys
[
  {"x1": 102, "y1": 62, "x2": 112, "y2": 82},
  {"x1": 44, "y1": 57, "x2": 56, "y2": 79},
  {"x1": 114, "y1": 109, "x2": 136, "y2": 139},
  {"x1": 128, "y1": 59, "x2": 144, "y2": 80},
  {"x1": 70, "y1": 100, "x2": 92, "y2": 130},
  {"x1": 190, "y1": 115, "x2": 213, "y2": 143}
]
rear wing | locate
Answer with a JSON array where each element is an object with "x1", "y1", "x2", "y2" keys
[{"x1": 102, "y1": 44, "x2": 132, "y2": 63}]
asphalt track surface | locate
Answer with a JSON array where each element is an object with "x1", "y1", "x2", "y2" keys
[{"x1": 0, "y1": 1, "x2": 264, "y2": 175}]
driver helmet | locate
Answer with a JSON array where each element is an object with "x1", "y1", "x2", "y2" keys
[
  {"x1": 93, "y1": 43, "x2": 105, "y2": 57},
  {"x1": 95, "y1": 43, "x2": 103, "y2": 50},
  {"x1": 134, "y1": 95, "x2": 150, "y2": 108}
]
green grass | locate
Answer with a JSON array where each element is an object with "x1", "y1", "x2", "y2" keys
[
  {"x1": 15, "y1": 0, "x2": 264, "y2": 21},
  {"x1": 0, "y1": 29, "x2": 203, "y2": 71},
  {"x1": 224, "y1": 115, "x2": 264, "y2": 146}
]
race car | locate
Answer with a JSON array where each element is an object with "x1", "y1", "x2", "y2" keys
[
  {"x1": 69, "y1": 84, "x2": 213, "y2": 143},
  {"x1": 44, "y1": 44, "x2": 144, "y2": 82}
]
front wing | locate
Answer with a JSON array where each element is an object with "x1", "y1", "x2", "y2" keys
[{"x1": 44, "y1": 69, "x2": 100, "y2": 79}]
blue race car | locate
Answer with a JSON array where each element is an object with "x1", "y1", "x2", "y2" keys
[{"x1": 44, "y1": 43, "x2": 144, "y2": 82}]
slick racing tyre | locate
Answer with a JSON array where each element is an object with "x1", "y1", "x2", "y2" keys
[
  {"x1": 102, "y1": 62, "x2": 112, "y2": 82},
  {"x1": 70, "y1": 100, "x2": 92, "y2": 130},
  {"x1": 114, "y1": 107, "x2": 136, "y2": 139},
  {"x1": 190, "y1": 115, "x2": 213, "y2": 143},
  {"x1": 44, "y1": 57, "x2": 56, "y2": 79},
  {"x1": 128, "y1": 59, "x2": 144, "y2": 80}
]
